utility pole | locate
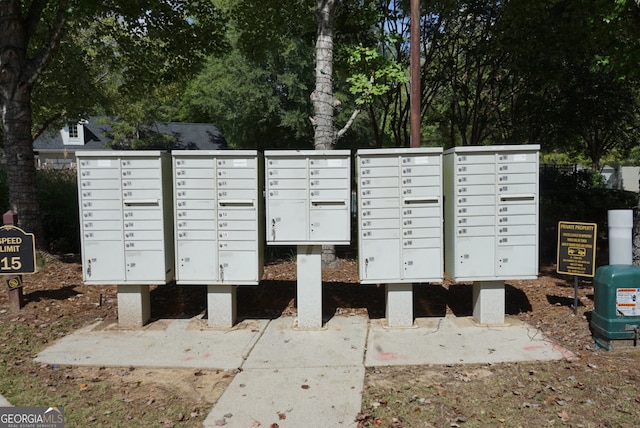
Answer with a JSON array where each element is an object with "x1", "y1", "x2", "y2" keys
[{"x1": 410, "y1": 0, "x2": 420, "y2": 148}]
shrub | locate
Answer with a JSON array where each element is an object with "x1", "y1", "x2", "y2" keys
[{"x1": 36, "y1": 169, "x2": 80, "y2": 254}]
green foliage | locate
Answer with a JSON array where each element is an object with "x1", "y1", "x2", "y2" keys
[
  {"x1": 179, "y1": 45, "x2": 314, "y2": 149},
  {"x1": 345, "y1": 43, "x2": 408, "y2": 106},
  {"x1": 102, "y1": 119, "x2": 178, "y2": 150},
  {"x1": 35, "y1": 170, "x2": 80, "y2": 254}
]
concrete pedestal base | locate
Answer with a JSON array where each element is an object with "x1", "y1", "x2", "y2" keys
[
  {"x1": 207, "y1": 285, "x2": 237, "y2": 328},
  {"x1": 473, "y1": 281, "x2": 505, "y2": 325},
  {"x1": 117, "y1": 285, "x2": 150, "y2": 327},
  {"x1": 296, "y1": 245, "x2": 322, "y2": 329},
  {"x1": 386, "y1": 283, "x2": 414, "y2": 327}
]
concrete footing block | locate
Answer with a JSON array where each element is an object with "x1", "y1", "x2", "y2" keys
[
  {"x1": 473, "y1": 280, "x2": 505, "y2": 325},
  {"x1": 207, "y1": 285, "x2": 237, "y2": 328},
  {"x1": 386, "y1": 283, "x2": 414, "y2": 327},
  {"x1": 296, "y1": 245, "x2": 322, "y2": 329},
  {"x1": 117, "y1": 285, "x2": 150, "y2": 327}
]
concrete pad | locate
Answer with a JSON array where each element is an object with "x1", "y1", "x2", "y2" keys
[
  {"x1": 0, "y1": 394, "x2": 11, "y2": 407},
  {"x1": 204, "y1": 366, "x2": 364, "y2": 428},
  {"x1": 365, "y1": 315, "x2": 574, "y2": 367},
  {"x1": 205, "y1": 315, "x2": 368, "y2": 428},
  {"x1": 244, "y1": 316, "x2": 368, "y2": 369},
  {"x1": 35, "y1": 317, "x2": 268, "y2": 369}
]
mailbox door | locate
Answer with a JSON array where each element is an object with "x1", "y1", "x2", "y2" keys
[
  {"x1": 497, "y1": 244, "x2": 537, "y2": 277},
  {"x1": 218, "y1": 249, "x2": 258, "y2": 283},
  {"x1": 309, "y1": 203, "x2": 349, "y2": 242},
  {"x1": 402, "y1": 247, "x2": 442, "y2": 280},
  {"x1": 360, "y1": 239, "x2": 401, "y2": 282},
  {"x1": 267, "y1": 199, "x2": 307, "y2": 243},
  {"x1": 452, "y1": 236, "x2": 495, "y2": 278},
  {"x1": 83, "y1": 241, "x2": 125, "y2": 282},
  {"x1": 177, "y1": 241, "x2": 218, "y2": 281}
]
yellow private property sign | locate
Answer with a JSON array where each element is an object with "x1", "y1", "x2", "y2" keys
[
  {"x1": 0, "y1": 225, "x2": 36, "y2": 275},
  {"x1": 557, "y1": 221, "x2": 597, "y2": 277}
]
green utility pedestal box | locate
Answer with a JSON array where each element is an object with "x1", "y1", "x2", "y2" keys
[{"x1": 591, "y1": 265, "x2": 640, "y2": 350}]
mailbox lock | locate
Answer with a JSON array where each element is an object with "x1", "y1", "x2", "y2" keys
[{"x1": 271, "y1": 218, "x2": 276, "y2": 241}]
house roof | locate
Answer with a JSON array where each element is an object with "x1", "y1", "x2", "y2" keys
[{"x1": 33, "y1": 118, "x2": 228, "y2": 152}]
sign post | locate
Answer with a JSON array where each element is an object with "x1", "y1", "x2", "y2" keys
[
  {"x1": 2, "y1": 211, "x2": 37, "y2": 311},
  {"x1": 557, "y1": 221, "x2": 598, "y2": 315}
]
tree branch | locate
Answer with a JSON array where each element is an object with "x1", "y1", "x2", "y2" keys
[
  {"x1": 336, "y1": 108, "x2": 360, "y2": 140},
  {"x1": 26, "y1": 1, "x2": 69, "y2": 86}
]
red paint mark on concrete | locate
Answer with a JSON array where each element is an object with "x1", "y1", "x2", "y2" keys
[
  {"x1": 523, "y1": 345, "x2": 546, "y2": 351},
  {"x1": 379, "y1": 352, "x2": 398, "y2": 361}
]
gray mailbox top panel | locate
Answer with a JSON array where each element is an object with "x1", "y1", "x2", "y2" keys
[
  {"x1": 76, "y1": 150, "x2": 169, "y2": 158},
  {"x1": 444, "y1": 144, "x2": 540, "y2": 155},
  {"x1": 264, "y1": 150, "x2": 351, "y2": 157},
  {"x1": 357, "y1": 147, "x2": 443, "y2": 156},
  {"x1": 172, "y1": 150, "x2": 260, "y2": 157}
]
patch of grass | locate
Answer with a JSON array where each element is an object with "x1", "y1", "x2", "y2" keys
[
  {"x1": 0, "y1": 316, "x2": 206, "y2": 427},
  {"x1": 360, "y1": 359, "x2": 640, "y2": 427}
]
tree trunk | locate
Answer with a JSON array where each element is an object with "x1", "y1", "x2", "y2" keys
[
  {"x1": 313, "y1": 0, "x2": 337, "y2": 151},
  {"x1": 3, "y1": 82, "x2": 42, "y2": 243},
  {"x1": 1, "y1": 1, "x2": 66, "y2": 247},
  {"x1": 313, "y1": 0, "x2": 340, "y2": 267}
]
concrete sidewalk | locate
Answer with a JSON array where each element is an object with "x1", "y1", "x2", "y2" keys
[{"x1": 30, "y1": 314, "x2": 572, "y2": 427}]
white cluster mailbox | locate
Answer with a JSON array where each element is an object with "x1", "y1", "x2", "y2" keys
[
  {"x1": 443, "y1": 145, "x2": 539, "y2": 281},
  {"x1": 172, "y1": 150, "x2": 264, "y2": 285},
  {"x1": 264, "y1": 150, "x2": 351, "y2": 245},
  {"x1": 76, "y1": 151, "x2": 174, "y2": 285},
  {"x1": 357, "y1": 148, "x2": 443, "y2": 283}
]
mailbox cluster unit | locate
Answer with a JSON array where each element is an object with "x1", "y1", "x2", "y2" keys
[
  {"x1": 77, "y1": 146, "x2": 540, "y2": 292},
  {"x1": 173, "y1": 151, "x2": 264, "y2": 285},
  {"x1": 443, "y1": 145, "x2": 540, "y2": 281},
  {"x1": 356, "y1": 148, "x2": 443, "y2": 283},
  {"x1": 76, "y1": 151, "x2": 174, "y2": 284},
  {"x1": 264, "y1": 150, "x2": 351, "y2": 245}
]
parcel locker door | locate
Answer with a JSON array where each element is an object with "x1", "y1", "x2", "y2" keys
[
  {"x1": 359, "y1": 239, "x2": 401, "y2": 283},
  {"x1": 309, "y1": 203, "x2": 350, "y2": 243},
  {"x1": 267, "y1": 199, "x2": 307, "y2": 243},
  {"x1": 125, "y1": 250, "x2": 167, "y2": 282},
  {"x1": 83, "y1": 241, "x2": 125, "y2": 282},
  {"x1": 452, "y1": 236, "x2": 495, "y2": 279},
  {"x1": 496, "y1": 245, "x2": 537, "y2": 277},
  {"x1": 402, "y1": 247, "x2": 442, "y2": 281},
  {"x1": 176, "y1": 241, "x2": 218, "y2": 282},
  {"x1": 218, "y1": 250, "x2": 258, "y2": 283}
]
